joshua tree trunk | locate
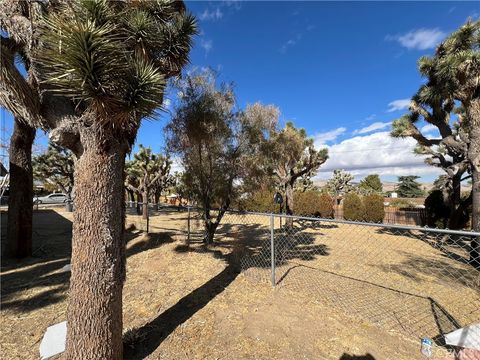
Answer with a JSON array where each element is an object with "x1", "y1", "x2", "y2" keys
[
  {"x1": 468, "y1": 99, "x2": 480, "y2": 268},
  {"x1": 448, "y1": 173, "x2": 466, "y2": 229},
  {"x1": 66, "y1": 127, "x2": 126, "y2": 359},
  {"x1": 7, "y1": 118, "x2": 35, "y2": 258},
  {"x1": 284, "y1": 180, "x2": 294, "y2": 227}
]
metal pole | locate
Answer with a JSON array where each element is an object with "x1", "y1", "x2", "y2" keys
[
  {"x1": 146, "y1": 204, "x2": 149, "y2": 233},
  {"x1": 279, "y1": 204, "x2": 282, "y2": 228},
  {"x1": 270, "y1": 214, "x2": 275, "y2": 287},
  {"x1": 187, "y1": 206, "x2": 191, "y2": 245}
]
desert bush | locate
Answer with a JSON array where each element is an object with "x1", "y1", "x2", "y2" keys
[
  {"x1": 317, "y1": 193, "x2": 335, "y2": 218},
  {"x1": 245, "y1": 190, "x2": 278, "y2": 213},
  {"x1": 294, "y1": 191, "x2": 317, "y2": 216},
  {"x1": 294, "y1": 191, "x2": 333, "y2": 217},
  {"x1": 363, "y1": 194, "x2": 385, "y2": 223},
  {"x1": 343, "y1": 193, "x2": 365, "y2": 221},
  {"x1": 388, "y1": 198, "x2": 416, "y2": 209}
]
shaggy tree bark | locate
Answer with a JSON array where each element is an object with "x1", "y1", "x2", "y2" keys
[
  {"x1": 66, "y1": 126, "x2": 126, "y2": 359},
  {"x1": 468, "y1": 100, "x2": 480, "y2": 268},
  {"x1": 7, "y1": 118, "x2": 35, "y2": 258}
]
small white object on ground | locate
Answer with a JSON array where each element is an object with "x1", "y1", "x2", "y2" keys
[
  {"x1": 39, "y1": 321, "x2": 67, "y2": 360},
  {"x1": 59, "y1": 264, "x2": 71, "y2": 273},
  {"x1": 444, "y1": 323, "x2": 480, "y2": 350}
]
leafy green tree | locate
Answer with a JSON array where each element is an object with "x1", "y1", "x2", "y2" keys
[
  {"x1": 33, "y1": 143, "x2": 75, "y2": 201},
  {"x1": 167, "y1": 71, "x2": 271, "y2": 243},
  {"x1": 358, "y1": 174, "x2": 383, "y2": 195},
  {"x1": 1, "y1": 1, "x2": 196, "y2": 356},
  {"x1": 126, "y1": 145, "x2": 171, "y2": 221},
  {"x1": 396, "y1": 176, "x2": 425, "y2": 198}
]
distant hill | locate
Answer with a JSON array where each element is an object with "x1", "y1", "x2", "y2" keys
[{"x1": 314, "y1": 179, "x2": 470, "y2": 193}]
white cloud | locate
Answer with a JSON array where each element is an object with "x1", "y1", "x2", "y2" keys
[
  {"x1": 353, "y1": 121, "x2": 391, "y2": 135},
  {"x1": 199, "y1": 7, "x2": 223, "y2": 21},
  {"x1": 200, "y1": 38, "x2": 213, "y2": 54},
  {"x1": 163, "y1": 98, "x2": 171, "y2": 110},
  {"x1": 420, "y1": 124, "x2": 437, "y2": 134},
  {"x1": 315, "y1": 131, "x2": 442, "y2": 179},
  {"x1": 313, "y1": 127, "x2": 347, "y2": 148},
  {"x1": 387, "y1": 99, "x2": 410, "y2": 112},
  {"x1": 170, "y1": 156, "x2": 184, "y2": 174},
  {"x1": 280, "y1": 33, "x2": 302, "y2": 53},
  {"x1": 365, "y1": 114, "x2": 376, "y2": 121},
  {"x1": 387, "y1": 28, "x2": 446, "y2": 50}
]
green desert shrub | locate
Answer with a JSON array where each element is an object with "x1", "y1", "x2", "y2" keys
[
  {"x1": 343, "y1": 193, "x2": 365, "y2": 221},
  {"x1": 294, "y1": 191, "x2": 318, "y2": 216},
  {"x1": 245, "y1": 190, "x2": 278, "y2": 213},
  {"x1": 388, "y1": 198, "x2": 416, "y2": 209},
  {"x1": 363, "y1": 194, "x2": 385, "y2": 223},
  {"x1": 317, "y1": 193, "x2": 335, "y2": 218},
  {"x1": 294, "y1": 191, "x2": 334, "y2": 218}
]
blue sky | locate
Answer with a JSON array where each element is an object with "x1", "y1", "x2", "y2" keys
[{"x1": 1, "y1": 1, "x2": 479, "y2": 182}]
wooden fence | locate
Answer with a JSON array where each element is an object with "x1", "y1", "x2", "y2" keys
[{"x1": 334, "y1": 206, "x2": 427, "y2": 226}]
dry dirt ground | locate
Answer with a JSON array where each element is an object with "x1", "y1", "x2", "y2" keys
[{"x1": 1, "y1": 208, "x2": 479, "y2": 360}]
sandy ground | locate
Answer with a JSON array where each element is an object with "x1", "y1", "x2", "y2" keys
[{"x1": 1, "y1": 208, "x2": 479, "y2": 360}]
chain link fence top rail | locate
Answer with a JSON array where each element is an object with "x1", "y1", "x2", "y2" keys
[{"x1": 182, "y1": 208, "x2": 479, "y2": 356}]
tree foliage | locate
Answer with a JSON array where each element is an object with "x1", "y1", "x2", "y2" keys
[
  {"x1": 267, "y1": 122, "x2": 328, "y2": 216},
  {"x1": 358, "y1": 174, "x2": 383, "y2": 195},
  {"x1": 33, "y1": 143, "x2": 75, "y2": 199},
  {"x1": 326, "y1": 169, "x2": 354, "y2": 197},
  {"x1": 396, "y1": 176, "x2": 425, "y2": 198},
  {"x1": 125, "y1": 145, "x2": 171, "y2": 219},
  {"x1": 343, "y1": 193, "x2": 365, "y2": 221},
  {"x1": 167, "y1": 71, "x2": 272, "y2": 243},
  {"x1": 1, "y1": 0, "x2": 197, "y2": 356},
  {"x1": 363, "y1": 194, "x2": 385, "y2": 223}
]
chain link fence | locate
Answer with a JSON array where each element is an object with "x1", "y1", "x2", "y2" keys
[{"x1": 182, "y1": 207, "x2": 479, "y2": 357}]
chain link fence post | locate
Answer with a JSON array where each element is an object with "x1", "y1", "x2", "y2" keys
[
  {"x1": 187, "y1": 206, "x2": 191, "y2": 245},
  {"x1": 270, "y1": 214, "x2": 276, "y2": 287}
]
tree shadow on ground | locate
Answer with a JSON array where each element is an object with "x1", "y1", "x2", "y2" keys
[
  {"x1": 0, "y1": 209, "x2": 172, "y2": 313},
  {"x1": 375, "y1": 227, "x2": 477, "y2": 270},
  {"x1": 1, "y1": 210, "x2": 73, "y2": 311},
  {"x1": 123, "y1": 249, "x2": 240, "y2": 359},
  {"x1": 375, "y1": 250, "x2": 479, "y2": 289},
  {"x1": 339, "y1": 354, "x2": 375, "y2": 360},
  {"x1": 124, "y1": 217, "x2": 331, "y2": 359}
]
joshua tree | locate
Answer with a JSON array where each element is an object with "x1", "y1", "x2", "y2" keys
[
  {"x1": 1, "y1": 0, "x2": 195, "y2": 357},
  {"x1": 391, "y1": 20, "x2": 479, "y2": 264},
  {"x1": 126, "y1": 145, "x2": 171, "y2": 220},
  {"x1": 326, "y1": 169, "x2": 355, "y2": 206},
  {"x1": 426, "y1": 20, "x2": 480, "y2": 266},
  {"x1": 33, "y1": 143, "x2": 75, "y2": 201},
  {"x1": 268, "y1": 122, "x2": 328, "y2": 219},
  {"x1": 391, "y1": 70, "x2": 470, "y2": 229}
]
